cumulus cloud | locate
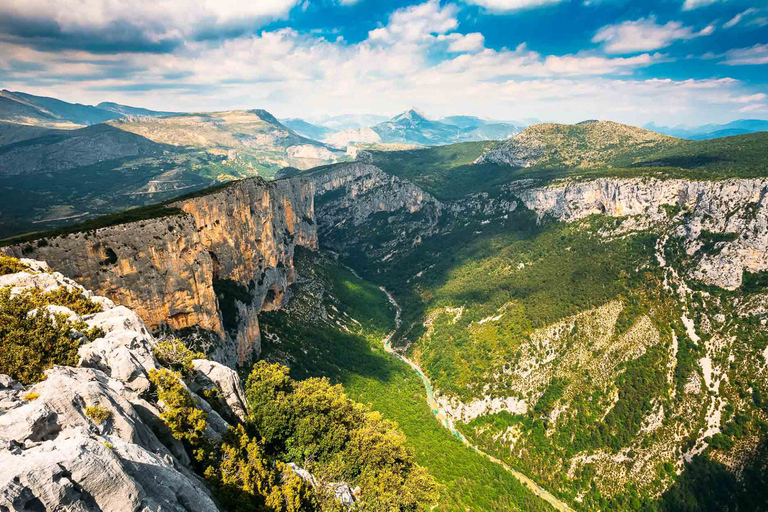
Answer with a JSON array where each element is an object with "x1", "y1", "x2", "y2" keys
[
  {"x1": 0, "y1": 0, "x2": 763, "y2": 126},
  {"x1": 0, "y1": 0, "x2": 301, "y2": 50},
  {"x1": 368, "y1": 0, "x2": 458, "y2": 44},
  {"x1": 593, "y1": 17, "x2": 714, "y2": 54},
  {"x1": 462, "y1": 0, "x2": 566, "y2": 12},
  {"x1": 439, "y1": 32, "x2": 485, "y2": 52}
]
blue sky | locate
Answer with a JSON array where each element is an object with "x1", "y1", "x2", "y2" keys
[{"x1": 1, "y1": 0, "x2": 766, "y2": 126}]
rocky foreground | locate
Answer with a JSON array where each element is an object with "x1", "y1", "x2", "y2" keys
[{"x1": 0, "y1": 260, "x2": 248, "y2": 511}]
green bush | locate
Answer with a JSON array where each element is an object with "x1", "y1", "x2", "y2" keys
[
  {"x1": 0, "y1": 255, "x2": 27, "y2": 276},
  {"x1": 154, "y1": 338, "x2": 204, "y2": 375},
  {"x1": 85, "y1": 404, "x2": 112, "y2": 425},
  {"x1": 246, "y1": 361, "x2": 439, "y2": 511},
  {"x1": 149, "y1": 369, "x2": 209, "y2": 449},
  {"x1": 0, "y1": 286, "x2": 103, "y2": 384}
]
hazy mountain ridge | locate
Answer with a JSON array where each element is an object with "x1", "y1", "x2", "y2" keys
[
  {"x1": 647, "y1": 119, "x2": 768, "y2": 140},
  {"x1": 0, "y1": 93, "x2": 348, "y2": 237}
]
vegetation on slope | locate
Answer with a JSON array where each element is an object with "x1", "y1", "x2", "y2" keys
[
  {"x1": 363, "y1": 129, "x2": 768, "y2": 200},
  {"x1": 320, "y1": 185, "x2": 768, "y2": 511},
  {"x1": 258, "y1": 248, "x2": 554, "y2": 511},
  {"x1": 150, "y1": 355, "x2": 438, "y2": 511},
  {"x1": 0, "y1": 261, "x2": 104, "y2": 383}
]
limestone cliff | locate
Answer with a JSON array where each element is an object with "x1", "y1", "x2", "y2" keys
[
  {"x1": 514, "y1": 177, "x2": 768, "y2": 289},
  {"x1": 3, "y1": 177, "x2": 317, "y2": 366}
]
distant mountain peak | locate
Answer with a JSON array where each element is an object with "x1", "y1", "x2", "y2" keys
[{"x1": 394, "y1": 108, "x2": 428, "y2": 123}]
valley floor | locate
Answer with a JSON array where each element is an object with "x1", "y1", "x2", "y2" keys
[{"x1": 258, "y1": 249, "x2": 555, "y2": 511}]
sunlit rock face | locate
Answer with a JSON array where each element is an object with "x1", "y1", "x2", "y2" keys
[
  {"x1": 4, "y1": 177, "x2": 317, "y2": 366},
  {"x1": 516, "y1": 177, "x2": 768, "y2": 289}
]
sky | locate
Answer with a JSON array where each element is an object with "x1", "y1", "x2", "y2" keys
[{"x1": 1, "y1": 0, "x2": 767, "y2": 126}]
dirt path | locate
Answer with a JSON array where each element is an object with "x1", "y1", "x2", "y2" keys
[{"x1": 380, "y1": 286, "x2": 575, "y2": 512}]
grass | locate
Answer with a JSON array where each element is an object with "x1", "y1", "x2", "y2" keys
[{"x1": 258, "y1": 248, "x2": 553, "y2": 512}]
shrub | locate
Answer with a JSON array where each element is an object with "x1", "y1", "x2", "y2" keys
[
  {"x1": 214, "y1": 424, "x2": 318, "y2": 512},
  {"x1": 85, "y1": 404, "x2": 112, "y2": 425},
  {"x1": 0, "y1": 255, "x2": 27, "y2": 276},
  {"x1": 103, "y1": 441, "x2": 115, "y2": 451},
  {"x1": 245, "y1": 362, "x2": 439, "y2": 511},
  {"x1": 28, "y1": 286, "x2": 103, "y2": 315},
  {"x1": 154, "y1": 338, "x2": 204, "y2": 375},
  {"x1": 149, "y1": 369, "x2": 209, "y2": 449},
  {"x1": 23, "y1": 392, "x2": 39, "y2": 401},
  {"x1": 0, "y1": 287, "x2": 103, "y2": 384}
]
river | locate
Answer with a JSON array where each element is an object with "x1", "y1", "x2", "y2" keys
[{"x1": 379, "y1": 286, "x2": 575, "y2": 512}]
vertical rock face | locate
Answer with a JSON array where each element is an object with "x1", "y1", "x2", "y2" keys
[
  {"x1": 515, "y1": 177, "x2": 768, "y2": 289},
  {"x1": 306, "y1": 162, "x2": 443, "y2": 261},
  {"x1": 4, "y1": 177, "x2": 317, "y2": 366}
]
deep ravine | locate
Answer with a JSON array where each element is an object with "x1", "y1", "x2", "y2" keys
[{"x1": 379, "y1": 286, "x2": 575, "y2": 512}]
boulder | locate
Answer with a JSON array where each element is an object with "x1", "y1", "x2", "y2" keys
[{"x1": 190, "y1": 359, "x2": 249, "y2": 422}]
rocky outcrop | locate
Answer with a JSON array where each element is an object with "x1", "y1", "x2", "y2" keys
[
  {"x1": 4, "y1": 177, "x2": 317, "y2": 366},
  {"x1": 311, "y1": 162, "x2": 441, "y2": 227},
  {"x1": 515, "y1": 177, "x2": 768, "y2": 289},
  {"x1": 0, "y1": 265, "x2": 223, "y2": 512},
  {"x1": 189, "y1": 359, "x2": 249, "y2": 423}
]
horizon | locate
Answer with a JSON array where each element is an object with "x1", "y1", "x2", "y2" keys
[
  {"x1": 3, "y1": 88, "x2": 767, "y2": 131},
  {"x1": 1, "y1": 0, "x2": 767, "y2": 126}
]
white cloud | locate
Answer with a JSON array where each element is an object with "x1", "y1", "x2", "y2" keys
[
  {"x1": 593, "y1": 17, "x2": 714, "y2": 54},
  {"x1": 739, "y1": 103, "x2": 767, "y2": 113},
  {"x1": 368, "y1": 0, "x2": 458, "y2": 44},
  {"x1": 682, "y1": 0, "x2": 724, "y2": 10},
  {"x1": 439, "y1": 32, "x2": 485, "y2": 52},
  {"x1": 723, "y1": 8, "x2": 758, "y2": 28},
  {"x1": 2, "y1": 0, "x2": 764, "y2": 126},
  {"x1": 0, "y1": 0, "x2": 300, "y2": 41},
  {"x1": 463, "y1": 0, "x2": 565, "y2": 12},
  {"x1": 722, "y1": 44, "x2": 768, "y2": 65}
]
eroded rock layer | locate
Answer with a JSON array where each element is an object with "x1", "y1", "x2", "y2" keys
[{"x1": 4, "y1": 177, "x2": 317, "y2": 366}]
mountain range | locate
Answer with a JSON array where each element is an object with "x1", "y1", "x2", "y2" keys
[
  {"x1": 646, "y1": 119, "x2": 768, "y2": 140},
  {"x1": 0, "y1": 91, "x2": 347, "y2": 236},
  {"x1": 284, "y1": 108, "x2": 521, "y2": 147},
  {"x1": 2, "y1": 95, "x2": 768, "y2": 511}
]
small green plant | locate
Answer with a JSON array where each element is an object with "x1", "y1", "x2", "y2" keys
[
  {"x1": 23, "y1": 391, "x2": 39, "y2": 401},
  {"x1": 154, "y1": 338, "x2": 204, "y2": 375},
  {"x1": 103, "y1": 441, "x2": 115, "y2": 451},
  {"x1": 0, "y1": 255, "x2": 27, "y2": 276},
  {"x1": 85, "y1": 405, "x2": 112, "y2": 425}
]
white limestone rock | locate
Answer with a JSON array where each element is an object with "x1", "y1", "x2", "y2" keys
[{"x1": 190, "y1": 359, "x2": 249, "y2": 422}]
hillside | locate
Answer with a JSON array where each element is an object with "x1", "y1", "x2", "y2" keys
[
  {"x1": 3, "y1": 118, "x2": 768, "y2": 511},
  {"x1": 478, "y1": 120, "x2": 680, "y2": 169},
  {"x1": 0, "y1": 103, "x2": 348, "y2": 237},
  {"x1": 0, "y1": 90, "x2": 120, "y2": 127},
  {"x1": 280, "y1": 118, "x2": 335, "y2": 140},
  {"x1": 296, "y1": 150, "x2": 768, "y2": 510},
  {"x1": 0, "y1": 256, "x2": 439, "y2": 511},
  {"x1": 96, "y1": 101, "x2": 177, "y2": 117}
]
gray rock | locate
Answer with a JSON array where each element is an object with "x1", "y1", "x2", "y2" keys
[
  {"x1": 0, "y1": 366, "x2": 219, "y2": 512},
  {"x1": 190, "y1": 359, "x2": 249, "y2": 422}
]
